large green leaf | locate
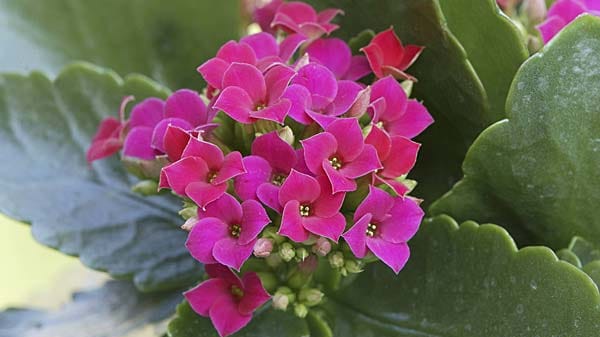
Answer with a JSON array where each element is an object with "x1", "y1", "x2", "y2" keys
[
  {"x1": 168, "y1": 215, "x2": 600, "y2": 336},
  {"x1": 0, "y1": 0, "x2": 241, "y2": 90},
  {"x1": 0, "y1": 63, "x2": 201, "y2": 291},
  {"x1": 0, "y1": 281, "x2": 182, "y2": 337},
  {"x1": 430, "y1": 15, "x2": 600, "y2": 248},
  {"x1": 303, "y1": 0, "x2": 524, "y2": 203}
]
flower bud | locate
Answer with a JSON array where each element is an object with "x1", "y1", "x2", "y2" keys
[
  {"x1": 131, "y1": 179, "x2": 159, "y2": 196},
  {"x1": 524, "y1": 0, "x2": 547, "y2": 24},
  {"x1": 272, "y1": 292, "x2": 290, "y2": 311},
  {"x1": 344, "y1": 260, "x2": 363, "y2": 274},
  {"x1": 400, "y1": 80, "x2": 414, "y2": 97},
  {"x1": 328, "y1": 252, "x2": 345, "y2": 269},
  {"x1": 178, "y1": 205, "x2": 198, "y2": 220},
  {"x1": 256, "y1": 271, "x2": 278, "y2": 293},
  {"x1": 181, "y1": 216, "x2": 199, "y2": 231},
  {"x1": 279, "y1": 243, "x2": 295, "y2": 262},
  {"x1": 253, "y1": 238, "x2": 274, "y2": 258},
  {"x1": 295, "y1": 247, "x2": 309, "y2": 261},
  {"x1": 266, "y1": 253, "x2": 282, "y2": 268},
  {"x1": 299, "y1": 288, "x2": 324, "y2": 307},
  {"x1": 277, "y1": 126, "x2": 295, "y2": 145},
  {"x1": 294, "y1": 303, "x2": 308, "y2": 318},
  {"x1": 312, "y1": 237, "x2": 331, "y2": 256}
]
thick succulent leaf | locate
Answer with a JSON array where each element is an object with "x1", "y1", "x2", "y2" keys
[
  {"x1": 0, "y1": 281, "x2": 182, "y2": 337},
  {"x1": 303, "y1": 0, "x2": 523, "y2": 203},
  {"x1": 167, "y1": 302, "x2": 310, "y2": 337},
  {"x1": 169, "y1": 215, "x2": 600, "y2": 336},
  {"x1": 430, "y1": 15, "x2": 600, "y2": 248},
  {"x1": 0, "y1": 63, "x2": 201, "y2": 291},
  {"x1": 0, "y1": 0, "x2": 241, "y2": 89}
]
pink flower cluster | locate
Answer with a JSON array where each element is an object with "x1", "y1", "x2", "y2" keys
[
  {"x1": 88, "y1": 1, "x2": 433, "y2": 336},
  {"x1": 538, "y1": 0, "x2": 600, "y2": 43}
]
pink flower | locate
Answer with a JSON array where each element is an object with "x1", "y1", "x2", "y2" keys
[
  {"x1": 185, "y1": 264, "x2": 270, "y2": 337},
  {"x1": 234, "y1": 131, "x2": 298, "y2": 213},
  {"x1": 278, "y1": 170, "x2": 346, "y2": 242},
  {"x1": 306, "y1": 38, "x2": 371, "y2": 81},
  {"x1": 369, "y1": 76, "x2": 433, "y2": 139},
  {"x1": 365, "y1": 125, "x2": 420, "y2": 195},
  {"x1": 86, "y1": 96, "x2": 133, "y2": 163},
  {"x1": 159, "y1": 137, "x2": 245, "y2": 209},
  {"x1": 186, "y1": 193, "x2": 270, "y2": 270},
  {"x1": 283, "y1": 62, "x2": 364, "y2": 126},
  {"x1": 361, "y1": 27, "x2": 424, "y2": 81},
  {"x1": 537, "y1": 0, "x2": 600, "y2": 43},
  {"x1": 253, "y1": 0, "x2": 283, "y2": 35},
  {"x1": 302, "y1": 118, "x2": 382, "y2": 193},
  {"x1": 271, "y1": 2, "x2": 343, "y2": 41},
  {"x1": 122, "y1": 89, "x2": 214, "y2": 161},
  {"x1": 342, "y1": 186, "x2": 424, "y2": 273},
  {"x1": 213, "y1": 63, "x2": 295, "y2": 124}
]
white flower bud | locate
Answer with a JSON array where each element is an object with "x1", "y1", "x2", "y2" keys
[{"x1": 253, "y1": 238, "x2": 274, "y2": 257}]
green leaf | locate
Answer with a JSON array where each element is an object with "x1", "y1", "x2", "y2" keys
[
  {"x1": 302, "y1": 0, "x2": 525, "y2": 203},
  {"x1": 0, "y1": 63, "x2": 201, "y2": 291},
  {"x1": 169, "y1": 215, "x2": 600, "y2": 336},
  {"x1": 0, "y1": 0, "x2": 241, "y2": 89},
  {"x1": 0, "y1": 281, "x2": 182, "y2": 337},
  {"x1": 167, "y1": 302, "x2": 310, "y2": 337},
  {"x1": 430, "y1": 15, "x2": 600, "y2": 248}
]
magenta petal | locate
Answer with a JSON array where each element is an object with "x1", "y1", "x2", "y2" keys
[
  {"x1": 234, "y1": 156, "x2": 272, "y2": 201},
  {"x1": 317, "y1": 8, "x2": 344, "y2": 24},
  {"x1": 239, "y1": 272, "x2": 271, "y2": 315},
  {"x1": 306, "y1": 110, "x2": 339, "y2": 129},
  {"x1": 365, "y1": 124, "x2": 392, "y2": 161},
  {"x1": 278, "y1": 170, "x2": 321, "y2": 205},
  {"x1": 183, "y1": 137, "x2": 225, "y2": 168},
  {"x1": 186, "y1": 181, "x2": 228, "y2": 209},
  {"x1": 339, "y1": 144, "x2": 382, "y2": 179},
  {"x1": 366, "y1": 238, "x2": 410, "y2": 274},
  {"x1": 298, "y1": 22, "x2": 329, "y2": 41},
  {"x1": 537, "y1": 16, "x2": 567, "y2": 43},
  {"x1": 252, "y1": 131, "x2": 296, "y2": 173},
  {"x1": 222, "y1": 63, "x2": 266, "y2": 103},
  {"x1": 214, "y1": 151, "x2": 245, "y2": 184},
  {"x1": 240, "y1": 32, "x2": 279, "y2": 60},
  {"x1": 380, "y1": 196, "x2": 423, "y2": 243},
  {"x1": 239, "y1": 200, "x2": 271, "y2": 245},
  {"x1": 160, "y1": 157, "x2": 209, "y2": 195},
  {"x1": 151, "y1": 118, "x2": 194, "y2": 154},
  {"x1": 386, "y1": 100, "x2": 434, "y2": 139},
  {"x1": 342, "y1": 213, "x2": 370, "y2": 258},
  {"x1": 354, "y1": 185, "x2": 395, "y2": 223},
  {"x1": 209, "y1": 295, "x2": 253, "y2": 337},
  {"x1": 205, "y1": 264, "x2": 243, "y2": 286},
  {"x1": 123, "y1": 126, "x2": 155, "y2": 160},
  {"x1": 303, "y1": 213, "x2": 345, "y2": 242},
  {"x1": 163, "y1": 125, "x2": 191, "y2": 162},
  {"x1": 279, "y1": 34, "x2": 308, "y2": 61},
  {"x1": 312, "y1": 175, "x2": 345, "y2": 218},
  {"x1": 129, "y1": 98, "x2": 164, "y2": 128},
  {"x1": 306, "y1": 38, "x2": 352, "y2": 79},
  {"x1": 375, "y1": 175, "x2": 410, "y2": 196},
  {"x1": 216, "y1": 40, "x2": 257, "y2": 64},
  {"x1": 301, "y1": 132, "x2": 337, "y2": 175},
  {"x1": 213, "y1": 237, "x2": 255, "y2": 271},
  {"x1": 381, "y1": 136, "x2": 420, "y2": 178},
  {"x1": 186, "y1": 217, "x2": 229, "y2": 264},
  {"x1": 257, "y1": 183, "x2": 283, "y2": 213},
  {"x1": 184, "y1": 278, "x2": 229, "y2": 316},
  {"x1": 330, "y1": 81, "x2": 363, "y2": 116},
  {"x1": 548, "y1": 0, "x2": 587, "y2": 21},
  {"x1": 265, "y1": 65, "x2": 296, "y2": 102},
  {"x1": 325, "y1": 118, "x2": 364, "y2": 161},
  {"x1": 213, "y1": 86, "x2": 255, "y2": 124},
  {"x1": 282, "y1": 84, "x2": 312, "y2": 124},
  {"x1": 322, "y1": 161, "x2": 357, "y2": 193},
  {"x1": 292, "y1": 63, "x2": 338, "y2": 110},
  {"x1": 165, "y1": 89, "x2": 208, "y2": 126},
  {"x1": 343, "y1": 56, "x2": 372, "y2": 81},
  {"x1": 370, "y1": 76, "x2": 408, "y2": 121},
  {"x1": 198, "y1": 58, "x2": 230, "y2": 90},
  {"x1": 251, "y1": 99, "x2": 290, "y2": 124},
  {"x1": 198, "y1": 193, "x2": 243, "y2": 225},
  {"x1": 279, "y1": 200, "x2": 311, "y2": 242}
]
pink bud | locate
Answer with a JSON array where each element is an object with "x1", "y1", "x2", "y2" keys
[
  {"x1": 312, "y1": 237, "x2": 332, "y2": 256},
  {"x1": 181, "y1": 217, "x2": 199, "y2": 231},
  {"x1": 254, "y1": 238, "x2": 274, "y2": 257}
]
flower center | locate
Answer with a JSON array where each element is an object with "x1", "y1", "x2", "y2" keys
[
  {"x1": 329, "y1": 156, "x2": 342, "y2": 170},
  {"x1": 271, "y1": 173, "x2": 286, "y2": 186},
  {"x1": 365, "y1": 223, "x2": 378, "y2": 237},
  {"x1": 230, "y1": 285, "x2": 244, "y2": 300},
  {"x1": 255, "y1": 102, "x2": 267, "y2": 111},
  {"x1": 299, "y1": 204, "x2": 311, "y2": 217},
  {"x1": 207, "y1": 171, "x2": 218, "y2": 184},
  {"x1": 230, "y1": 224, "x2": 241, "y2": 238},
  {"x1": 375, "y1": 121, "x2": 385, "y2": 129}
]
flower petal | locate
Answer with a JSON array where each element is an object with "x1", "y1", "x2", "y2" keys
[
  {"x1": 380, "y1": 196, "x2": 424, "y2": 243},
  {"x1": 197, "y1": 58, "x2": 230, "y2": 90},
  {"x1": 381, "y1": 136, "x2": 420, "y2": 178},
  {"x1": 361, "y1": 42, "x2": 384, "y2": 78},
  {"x1": 186, "y1": 217, "x2": 229, "y2": 264},
  {"x1": 216, "y1": 40, "x2": 257, "y2": 64},
  {"x1": 292, "y1": 63, "x2": 338, "y2": 110},
  {"x1": 325, "y1": 118, "x2": 364, "y2": 162},
  {"x1": 385, "y1": 99, "x2": 434, "y2": 139},
  {"x1": 281, "y1": 84, "x2": 312, "y2": 124},
  {"x1": 222, "y1": 63, "x2": 266, "y2": 103},
  {"x1": 322, "y1": 160, "x2": 357, "y2": 193},
  {"x1": 251, "y1": 99, "x2": 290, "y2": 124},
  {"x1": 239, "y1": 200, "x2": 271, "y2": 245},
  {"x1": 365, "y1": 124, "x2": 392, "y2": 161},
  {"x1": 354, "y1": 185, "x2": 394, "y2": 223},
  {"x1": 165, "y1": 89, "x2": 208, "y2": 126},
  {"x1": 301, "y1": 132, "x2": 337, "y2": 175},
  {"x1": 214, "y1": 151, "x2": 245, "y2": 184},
  {"x1": 128, "y1": 98, "x2": 164, "y2": 128},
  {"x1": 159, "y1": 157, "x2": 209, "y2": 195},
  {"x1": 240, "y1": 32, "x2": 279, "y2": 60},
  {"x1": 339, "y1": 144, "x2": 382, "y2": 179},
  {"x1": 123, "y1": 126, "x2": 155, "y2": 160},
  {"x1": 198, "y1": 193, "x2": 243, "y2": 225},
  {"x1": 306, "y1": 38, "x2": 351, "y2": 79},
  {"x1": 163, "y1": 125, "x2": 192, "y2": 162},
  {"x1": 213, "y1": 86, "x2": 256, "y2": 124},
  {"x1": 184, "y1": 278, "x2": 230, "y2": 316},
  {"x1": 151, "y1": 118, "x2": 193, "y2": 154},
  {"x1": 252, "y1": 131, "x2": 296, "y2": 174},
  {"x1": 265, "y1": 65, "x2": 296, "y2": 102},
  {"x1": 279, "y1": 200, "x2": 311, "y2": 242},
  {"x1": 239, "y1": 272, "x2": 271, "y2": 315},
  {"x1": 213, "y1": 237, "x2": 255, "y2": 271},
  {"x1": 370, "y1": 76, "x2": 408, "y2": 123},
  {"x1": 342, "y1": 213, "x2": 370, "y2": 258},
  {"x1": 234, "y1": 156, "x2": 272, "y2": 201},
  {"x1": 278, "y1": 170, "x2": 321, "y2": 205},
  {"x1": 303, "y1": 213, "x2": 345, "y2": 242},
  {"x1": 186, "y1": 181, "x2": 228, "y2": 209},
  {"x1": 209, "y1": 294, "x2": 253, "y2": 337},
  {"x1": 343, "y1": 56, "x2": 372, "y2": 81},
  {"x1": 366, "y1": 238, "x2": 410, "y2": 274},
  {"x1": 537, "y1": 15, "x2": 567, "y2": 43},
  {"x1": 182, "y1": 137, "x2": 224, "y2": 169},
  {"x1": 257, "y1": 183, "x2": 283, "y2": 213},
  {"x1": 279, "y1": 33, "x2": 307, "y2": 61},
  {"x1": 312, "y1": 175, "x2": 345, "y2": 218}
]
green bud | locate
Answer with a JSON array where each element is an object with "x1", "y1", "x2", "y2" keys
[
  {"x1": 400, "y1": 80, "x2": 414, "y2": 97},
  {"x1": 295, "y1": 247, "x2": 309, "y2": 262},
  {"x1": 279, "y1": 243, "x2": 295, "y2": 262},
  {"x1": 344, "y1": 260, "x2": 364, "y2": 274},
  {"x1": 294, "y1": 303, "x2": 308, "y2": 318},
  {"x1": 256, "y1": 272, "x2": 278, "y2": 293},
  {"x1": 131, "y1": 180, "x2": 159, "y2": 196},
  {"x1": 287, "y1": 268, "x2": 312, "y2": 290},
  {"x1": 273, "y1": 287, "x2": 295, "y2": 311},
  {"x1": 265, "y1": 253, "x2": 282, "y2": 268},
  {"x1": 328, "y1": 252, "x2": 344, "y2": 269},
  {"x1": 299, "y1": 288, "x2": 324, "y2": 307},
  {"x1": 178, "y1": 205, "x2": 198, "y2": 220}
]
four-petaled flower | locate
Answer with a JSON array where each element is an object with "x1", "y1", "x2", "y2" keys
[
  {"x1": 302, "y1": 118, "x2": 382, "y2": 193},
  {"x1": 159, "y1": 137, "x2": 245, "y2": 209},
  {"x1": 278, "y1": 170, "x2": 346, "y2": 242},
  {"x1": 186, "y1": 193, "x2": 271, "y2": 270},
  {"x1": 342, "y1": 186, "x2": 424, "y2": 273},
  {"x1": 271, "y1": 1, "x2": 343, "y2": 41},
  {"x1": 86, "y1": 96, "x2": 133, "y2": 163},
  {"x1": 306, "y1": 38, "x2": 371, "y2": 81},
  {"x1": 185, "y1": 264, "x2": 271, "y2": 337},
  {"x1": 361, "y1": 27, "x2": 424, "y2": 81}
]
